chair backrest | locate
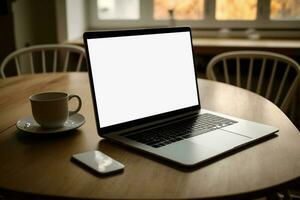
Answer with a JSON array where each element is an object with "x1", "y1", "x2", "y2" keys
[
  {"x1": 206, "y1": 51, "x2": 300, "y2": 113},
  {"x1": 1, "y1": 44, "x2": 86, "y2": 79}
]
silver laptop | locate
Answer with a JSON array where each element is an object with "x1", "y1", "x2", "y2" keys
[{"x1": 83, "y1": 27, "x2": 278, "y2": 167}]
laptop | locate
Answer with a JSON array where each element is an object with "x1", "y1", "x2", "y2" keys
[{"x1": 83, "y1": 27, "x2": 278, "y2": 167}]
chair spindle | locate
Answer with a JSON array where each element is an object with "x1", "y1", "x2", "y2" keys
[
  {"x1": 42, "y1": 50, "x2": 46, "y2": 73},
  {"x1": 63, "y1": 51, "x2": 70, "y2": 72},
  {"x1": 223, "y1": 59, "x2": 230, "y2": 84},
  {"x1": 275, "y1": 65, "x2": 290, "y2": 105},
  {"x1": 14, "y1": 58, "x2": 21, "y2": 76},
  {"x1": 29, "y1": 53, "x2": 34, "y2": 74},
  {"x1": 246, "y1": 58, "x2": 254, "y2": 90},
  {"x1": 53, "y1": 50, "x2": 57, "y2": 72},
  {"x1": 236, "y1": 58, "x2": 241, "y2": 87},
  {"x1": 281, "y1": 75, "x2": 298, "y2": 112},
  {"x1": 266, "y1": 60, "x2": 277, "y2": 99},
  {"x1": 256, "y1": 58, "x2": 266, "y2": 94},
  {"x1": 76, "y1": 54, "x2": 83, "y2": 72}
]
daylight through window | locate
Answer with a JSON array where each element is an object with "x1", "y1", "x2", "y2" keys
[{"x1": 90, "y1": 0, "x2": 300, "y2": 29}]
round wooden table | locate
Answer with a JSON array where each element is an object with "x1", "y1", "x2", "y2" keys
[{"x1": 0, "y1": 73, "x2": 299, "y2": 199}]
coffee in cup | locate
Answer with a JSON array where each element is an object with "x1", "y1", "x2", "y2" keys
[{"x1": 29, "y1": 92, "x2": 82, "y2": 128}]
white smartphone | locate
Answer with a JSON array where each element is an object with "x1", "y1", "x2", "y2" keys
[{"x1": 72, "y1": 150, "x2": 124, "y2": 175}]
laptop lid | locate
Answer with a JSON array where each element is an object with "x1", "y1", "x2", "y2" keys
[{"x1": 84, "y1": 27, "x2": 200, "y2": 135}]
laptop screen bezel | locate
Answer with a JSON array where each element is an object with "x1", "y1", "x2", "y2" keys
[{"x1": 84, "y1": 27, "x2": 201, "y2": 135}]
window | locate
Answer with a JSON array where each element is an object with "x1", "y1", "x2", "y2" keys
[
  {"x1": 97, "y1": 0, "x2": 139, "y2": 20},
  {"x1": 88, "y1": 0, "x2": 300, "y2": 29},
  {"x1": 215, "y1": 0, "x2": 257, "y2": 20},
  {"x1": 154, "y1": 0, "x2": 204, "y2": 20},
  {"x1": 270, "y1": 0, "x2": 300, "y2": 20}
]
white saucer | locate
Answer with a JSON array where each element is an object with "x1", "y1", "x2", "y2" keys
[{"x1": 16, "y1": 113, "x2": 85, "y2": 134}]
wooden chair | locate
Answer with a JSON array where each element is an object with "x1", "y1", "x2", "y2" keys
[
  {"x1": 1, "y1": 44, "x2": 86, "y2": 79},
  {"x1": 206, "y1": 51, "x2": 300, "y2": 113}
]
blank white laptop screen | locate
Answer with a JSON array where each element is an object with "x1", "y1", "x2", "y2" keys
[{"x1": 87, "y1": 31, "x2": 199, "y2": 128}]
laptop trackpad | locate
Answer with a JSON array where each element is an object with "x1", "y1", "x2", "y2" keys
[{"x1": 188, "y1": 129, "x2": 252, "y2": 152}]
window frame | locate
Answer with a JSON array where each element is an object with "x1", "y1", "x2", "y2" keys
[{"x1": 88, "y1": 0, "x2": 300, "y2": 29}]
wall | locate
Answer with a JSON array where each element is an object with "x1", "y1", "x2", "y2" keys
[
  {"x1": 12, "y1": 0, "x2": 87, "y2": 47},
  {"x1": 66, "y1": 0, "x2": 87, "y2": 41},
  {"x1": 1, "y1": 0, "x2": 86, "y2": 75},
  {"x1": 0, "y1": 0, "x2": 15, "y2": 63},
  {"x1": 12, "y1": 0, "x2": 57, "y2": 49}
]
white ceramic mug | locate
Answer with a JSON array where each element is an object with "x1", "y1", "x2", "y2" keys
[{"x1": 29, "y1": 92, "x2": 82, "y2": 128}]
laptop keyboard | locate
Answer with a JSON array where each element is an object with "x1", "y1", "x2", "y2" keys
[{"x1": 122, "y1": 113, "x2": 238, "y2": 148}]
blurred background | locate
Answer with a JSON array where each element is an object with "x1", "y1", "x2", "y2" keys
[
  {"x1": 1, "y1": 0, "x2": 299, "y2": 51},
  {"x1": 1, "y1": 0, "x2": 300, "y2": 128}
]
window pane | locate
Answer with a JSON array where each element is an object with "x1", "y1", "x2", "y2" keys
[
  {"x1": 216, "y1": 0, "x2": 257, "y2": 20},
  {"x1": 154, "y1": 0, "x2": 204, "y2": 20},
  {"x1": 97, "y1": 0, "x2": 139, "y2": 20},
  {"x1": 271, "y1": 0, "x2": 300, "y2": 20}
]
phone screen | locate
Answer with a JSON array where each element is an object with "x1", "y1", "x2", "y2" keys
[{"x1": 72, "y1": 151, "x2": 124, "y2": 175}]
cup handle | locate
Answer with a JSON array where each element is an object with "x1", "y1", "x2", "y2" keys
[{"x1": 68, "y1": 94, "x2": 82, "y2": 116}]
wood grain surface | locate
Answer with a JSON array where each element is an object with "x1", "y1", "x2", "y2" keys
[{"x1": 0, "y1": 73, "x2": 299, "y2": 199}]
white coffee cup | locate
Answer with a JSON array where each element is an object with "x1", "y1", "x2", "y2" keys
[{"x1": 29, "y1": 92, "x2": 82, "y2": 128}]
